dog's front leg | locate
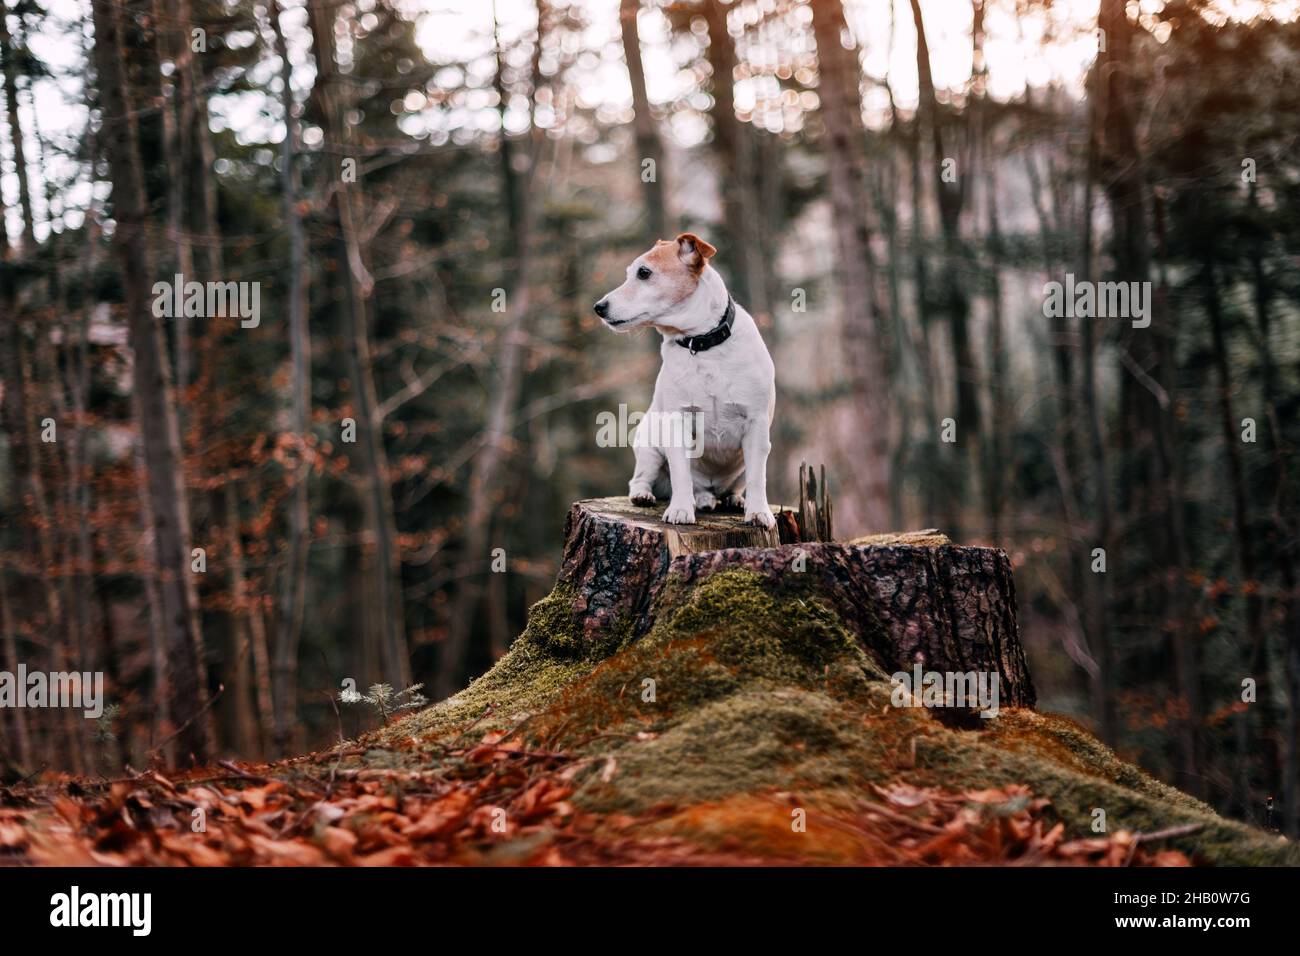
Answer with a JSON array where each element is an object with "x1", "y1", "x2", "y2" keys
[
  {"x1": 628, "y1": 417, "x2": 663, "y2": 506},
  {"x1": 661, "y1": 443, "x2": 696, "y2": 524},
  {"x1": 742, "y1": 415, "x2": 775, "y2": 528}
]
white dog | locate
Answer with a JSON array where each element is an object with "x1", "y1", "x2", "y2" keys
[{"x1": 594, "y1": 233, "x2": 776, "y2": 528}]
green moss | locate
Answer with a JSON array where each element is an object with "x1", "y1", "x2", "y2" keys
[
  {"x1": 514, "y1": 580, "x2": 639, "y2": 660},
  {"x1": 380, "y1": 586, "x2": 596, "y2": 743},
  {"x1": 383, "y1": 577, "x2": 647, "y2": 743},
  {"x1": 650, "y1": 569, "x2": 885, "y2": 684},
  {"x1": 516, "y1": 582, "x2": 587, "y2": 658},
  {"x1": 575, "y1": 688, "x2": 874, "y2": 811},
  {"x1": 903, "y1": 714, "x2": 1293, "y2": 865},
  {"x1": 520, "y1": 570, "x2": 884, "y2": 749},
  {"x1": 380, "y1": 566, "x2": 1296, "y2": 866},
  {"x1": 985, "y1": 709, "x2": 1215, "y2": 814}
]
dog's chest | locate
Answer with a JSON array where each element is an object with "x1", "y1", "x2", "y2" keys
[{"x1": 662, "y1": 354, "x2": 749, "y2": 447}]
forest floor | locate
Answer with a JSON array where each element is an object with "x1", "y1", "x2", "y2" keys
[{"x1": 3, "y1": 567, "x2": 1295, "y2": 866}]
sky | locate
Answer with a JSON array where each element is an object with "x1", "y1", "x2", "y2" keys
[{"x1": 3, "y1": 0, "x2": 1298, "y2": 242}]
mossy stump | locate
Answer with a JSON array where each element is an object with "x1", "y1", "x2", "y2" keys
[
  {"x1": 554, "y1": 497, "x2": 781, "y2": 649},
  {"x1": 395, "y1": 499, "x2": 1295, "y2": 865},
  {"x1": 553, "y1": 497, "x2": 1034, "y2": 707}
]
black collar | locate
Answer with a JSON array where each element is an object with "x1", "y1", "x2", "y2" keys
[{"x1": 675, "y1": 297, "x2": 735, "y2": 355}]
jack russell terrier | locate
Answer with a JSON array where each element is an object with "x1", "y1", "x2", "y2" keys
[{"x1": 594, "y1": 233, "x2": 776, "y2": 529}]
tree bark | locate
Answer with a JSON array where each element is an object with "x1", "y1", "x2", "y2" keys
[
  {"x1": 0, "y1": 7, "x2": 36, "y2": 251},
  {"x1": 553, "y1": 498, "x2": 1034, "y2": 706},
  {"x1": 219, "y1": 483, "x2": 262, "y2": 756},
  {"x1": 269, "y1": 0, "x2": 310, "y2": 752},
  {"x1": 555, "y1": 497, "x2": 781, "y2": 642},
  {"x1": 808, "y1": 0, "x2": 892, "y2": 533},
  {"x1": 1244, "y1": 181, "x2": 1298, "y2": 834},
  {"x1": 153, "y1": 0, "x2": 195, "y2": 391},
  {"x1": 1079, "y1": 66, "x2": 1115, "y2": 744},
  {"x1": 903, "y1": 56, "x2": 945, "y2": 533},
  {"x1": 0, "y1": 575, "x2": 31, "y2": 768},
  {"x1": 91, "y1": 0, "x2": 214, "y2": 762},
  {"x1": 67, "y1": 211, "x2": 100, "y2": 678},
  {"x1": 701, "y1": 0, "x2": 770, "y2": 322},
  {"x1": 182, "y1": 0, "x2": 222, "y2": 287},
  {"x1": 307, "y1": 0, "x2": 409, "y2": 693},
  {"x1": 910, "y1": 0, "x2": 979, "y2": 538},
  {"x1": 435, "y1": 1, "x2": 545, "y2": 699},
  {"x1": 1201, "y1": 261, "x2": 1263, "y2": 816},
  {"x1": 619, "y1": 0, "x2": 667, "y2": 240},
  {"x1": 1097, "y1": 0, "x2": 1200, "y2": 794},
  {"x1": 0, "y1": 4, "x2": 62, "y2": 672}
]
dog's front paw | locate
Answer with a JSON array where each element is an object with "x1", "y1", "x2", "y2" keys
[
  {"x1": 629, "y1": 485, "x2": 656, "y2": 507},
  {"x1": 746, "y1": 507, "x2": 776, "y2": 529},
  {"x1": 663, "y1": 502, "x2": 697, "y2": 524},
  {"x1": 694, "y1": 490, "x2": 719, "y2": 512}
]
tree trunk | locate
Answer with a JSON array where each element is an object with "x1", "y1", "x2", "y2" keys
[
  {"x1": 269, "y1": 0, "x2": 310, "y2": 752},
  {"x1": 435, "y1": 1, "x2": 544, "y2": 699},
  {"x1": 1245, "y1": 182, "x2": 1298, "y2": 834},
  {"x1": 619, "y1": 0, "x2": 667, "y2": 241},
  {"x1": 1202, "y1": 262, "x2": 1262, "y2": 816},
  {"x1": 0, "y1": 576, "x2": 31, "y2": 768},
  {"x1": 95, "y1": 586, "x2": 132, "y2": 769},
  {"x1": 910, "y1": 0, "x2": 979, "y2": 537},
  {"x1": 183, "y1": 0, "x2": 223, "y2": 287},
  {"x1": 1098, "y1": 0, "x2": 1201, "y2": 793},
  {"x1": 307, "y1": 0, "x2": 409, "y2": 693},
  {"x1": 0, "y1": 4, "x2": 61, "y2": 656},
  {"x1": 153, "y1": 0, "x2": 195, "y2": 391},
  {"x1": 702, "y1": 0, "x2": 770, "y2": 322},
  {"x1": 91, "y1": 0, "x2": 214, "y2": 763},
  {"x1": 808, "y1": 0, "x2": 892, "y2": 533},
  {"x1": 906, "y1": 85, "x2": 945, "y2": 534},
  {"x1": 130, "y1": 434, "x2": 171, "y2": 752},
  {"x1": 1150, "y1": 191, "x2": 1200, "y2": 797},
  {"x1": 219, "y1": 482, "x2": 263, "y2": 757},
  {"x1": 1079, "y1": 69, "x2": 1115, "y2": 744},
  {"x1": 554, "y1": 498, "x2": 1035, "y2": 706},
  {"x1": 1, "y1": 272, "x2": 72, "y2": 772},
  {"x1": 68, "y1": 213, "x2": 99, "y2": 678},
  {"x1": 0, "y1": 8, "x2": 36, "y2": 251}
]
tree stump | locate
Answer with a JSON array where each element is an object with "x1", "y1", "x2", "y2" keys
[
  {"x1": 555, "y1": 497, "x2": 1035, "y2": 707},
  {"x1": 557, "y1": 497, "x2": 781, "y2": 643}
]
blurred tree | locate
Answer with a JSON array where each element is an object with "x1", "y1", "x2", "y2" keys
[
  {"x1": 620, "y1": 0, "x2": 668, "y2": 240},
  {"x1": 808, "y1": 0, "x2": 892, "y2": 531},
  {"x1": 90, "y1": 0, "x2": 214, "y2": 762}
]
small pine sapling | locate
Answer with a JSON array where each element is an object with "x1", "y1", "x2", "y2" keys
[{"x1": 339, "y1": 683, "x2": 428, "y2": 725}]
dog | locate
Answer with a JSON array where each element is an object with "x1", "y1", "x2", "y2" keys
[{"x1": 594, "y1": 233, "x2": 776, "y2": 528}]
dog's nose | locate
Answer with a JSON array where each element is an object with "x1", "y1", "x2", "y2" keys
[{"x1": 593, "y1": 299, "x2": 609, "y2": 318}]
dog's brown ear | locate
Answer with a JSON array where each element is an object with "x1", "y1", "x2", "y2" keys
[{"x1": 675, "y1": 232, "x2": 717, "y2": 274}]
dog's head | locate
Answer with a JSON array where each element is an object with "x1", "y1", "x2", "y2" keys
[{"x1": 593, "y1": 232, "x2": 717, "y2": 332}]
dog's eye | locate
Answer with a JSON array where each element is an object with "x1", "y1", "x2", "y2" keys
[{"x1": 636, "y1": 266, "x2": 652, "y2": 280}]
